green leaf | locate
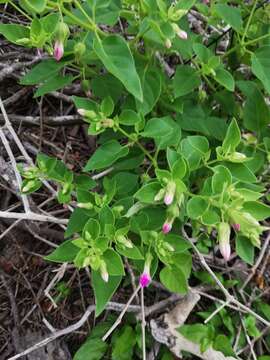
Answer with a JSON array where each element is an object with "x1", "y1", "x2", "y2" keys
[
  {"x1": 0, "y1": 24, "x2": 29, "y2": 45},
  {"x1": 163, "y1": 234, "x2": 191, "y2": 253},
  {"x1": 134, "y1": 182, "x2": 161, "y2": 203},
  {"x1": 222, "y1": 118, "x2": 241, "y2": 153},
  {"x1": 112, "y1": 326, "x2": 136, "y2": 360},
  {"x1": 22, "y1": 0, "x2": 47, "y2": 13},
  {"x1": 20, "y1": 59, "x2": 66, "y2": 85},
  {"x1": 173, "y1": 65, "x2": 201, "y2": 97},
  {"x1": 44, "y1": 240, "x2": 79, "y2": 263},
  {"x1": 74, "y1": 323, "x2": 109, "y2": 360},
  {"x1": 237, "y1": 81, "x2": 270, "y2": 132},
  {"x1": 251, "y1": 46, "x2": 270, "y2": 95},
  {"x1": 214, "y1": 68, "x2": 235, "y2": 92},
  {"x1": 214, "y1": 4, "x2": 243, "y2": 32},
  {"x1": 93, "y1": 34, "x2": 143, "y2": 101},
  {"x1": 92, "y1": 271, "x2": 122, "y2": 316},
  {"x1": 211, "y1": 165, "x2": 232, "y2": 193},
  {"x1": 84, "y1": 218, "x2": 100, "y2": 240},
  {"x1": 224, "y1": 162, "x2": 256, "y2": 183},
  {"x1": 187, "y1": 197, "x2": 208, "y2": 219},
  {"x1": 180, "y1": 135, "x2": 209, "y2": 170},
  {"x1": 118, "y1": 110, "x2": 141, "y2": 126},
  {"x1": 213, "y1": 335, "x2": 235, "y2": 357},
  {"x1": 242, "y1": 201, "x2": 270, "y2": 220},
  {"x1": 103, "y1": 249, "x2": 125, "y2": 276},
  {"x1": 142, "y1": 116, "x2": 175, "y2": 139},
  {"x1": 136, "y1": 68, "x2": 162, "y2": 115},
  {"x1": 65, "y1": 208, "x2": 91, "y2": 238},
  {"x1": 116, "y1": 245, "x2": 144, "y2": 260},
  {"x1": 101, "y1": 96, "x2": 114, "y2": 117},
  {"x1": 236, "y1": 236, "x2": 254, "y2": 265},
  {"x1": 172, "y1": 156, "x2": 187, "y2": 179},
  {"x1": 178, "y1": 324, "x2": 210, "y2": 344},
  {"x1": 160, "y1": 266, "x2": 188, "y2": 294},
  {"x1": 201, "y1": 209, "x2": 220, "y2": 225},
  {"x1": 34, "y1": 74, "x2": 74, "y2": 98},
  {"x1": 244, "y1": 315, "x2": 261, "y2": 338},
  {"x1": 84, "y1": 140, "x2": 129, "y2": 171}
]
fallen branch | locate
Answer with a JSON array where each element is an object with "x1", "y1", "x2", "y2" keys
[
  {"x1": 150, "y1": 291, "x2": 240, "y2": 360},
  {"x1": 0, "y1": 114, "x2": 83, "y2": 126}
]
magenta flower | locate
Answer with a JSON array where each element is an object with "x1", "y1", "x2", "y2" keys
[
  {"x1": 220, "y1": 240, "x2": 231, "y2": 262},
  {"x1": 232, "y1": 223, "x2": 240, "y2": 232},
  {"x1": 139, "y1": 255, "x2": 152, "y2": 288},
  {"x1": 139, "y1": 273, "x2": 151, "y2": 288},
  {"x1": 54, "y1": 40, "x2": 64, "y2": 61},
  {"x1": 162, "y1": 221, "x2": 172, "y2": 234},
  {"x1": 164, "y1": 181, "x2": 176, "y2": 206}
]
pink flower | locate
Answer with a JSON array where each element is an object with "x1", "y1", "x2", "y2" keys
[
  {"x1": 232, "y1": 223, "x2": 240, "y2": 232},
  {"x1": 139, "y1": 255, "x2": 152, "y2": 288},
  {"x1": 164, "y1": 194, "x2": 173, "y2": 206},
  {"x1": 139, "y1": 273, "x2": 151, "y2": 288},
  {"x1": 162, "y1": 221, "x2": 172, "y2": 234},
  {"x1": 54, "y1": 40, "x2": 64, "y2": 61}
]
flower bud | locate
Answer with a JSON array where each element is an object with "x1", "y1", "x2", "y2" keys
[
  {"x1": 217, "y1": 222, "x2": 231, "y2": 261},
  {"x1": 117, "y1": 235, "x2": 133, "y2": 248},
  {"x1": 154, "y1": 188, "x2": 165, "y2": 202},
  {"x1": 54, "y1": 40, "x2": 64, "y2": 61},
  {"x1": 100, "y1": 260, "x2": 109, "y2": 282},
  {"x1": 55, "y1": 22, "x2": 70, "y2": 43},
  {"x1": 22, "y1": 181, "x2": 35, "y2": 193},
  {"x1": 74, "y1": 42, "x2": 86, "y2": 59},
  {"x1": 162, "y1": 219, "x2": 173, "y2": 234},
  {"x1": 165, "y1": 38, "x2": 172, "y2": 49},
  {"x1": 164, "y1": 181, "x2": 176, "y2": 206},
  {"x1": 77, "y1": 202, "x2": 93, "y2": 210},
  {"x1": 228, "y1": 152, "x2": 247, "y2": 163},
  {"x1": 172, "y1": 23, "x2": 188, "y2": 40},
  {"x1": 101, "y1": 118, "x2": 114, "y2": 128},
  {"x1": 139, "y1": 254, "x2": 152, "y2": 288},
  {"x1": 232, "y1": 223, "x2": 240, "y2": 232}
]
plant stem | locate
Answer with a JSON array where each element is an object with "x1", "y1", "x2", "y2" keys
[
  {"x1": 241, "y1": 0, "x2": 258, "y2": 44},
  {"x1": 117, "y1": 126, "x2": 158, "y2": 168},
  {"x1": 8, "y1": 1, "x2": 32, "y2": 21}
]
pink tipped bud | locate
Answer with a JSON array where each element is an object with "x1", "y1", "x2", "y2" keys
[
  {"x1": 164, "y1": 182, "x2": 176, "y2": 206},
  {"x1": 233, "y1": 223, "x2": 240, "y2": 232},
  {"x1": 139, "y1": 273, "x2": 151, "y2": 288},
  {"x1": 54, "y1": 40, "x2": 64, "y2": 61},
  {"x1": 139, "y1": 254, "x2": 152, "y2": 288},
  {"x1": 162, "y1": 221, "x2": 172, "y2": 234},
  {"x1": 218, "y1": 222, "x2": 231, "y2": 261},
  {"x1": 177, "y1": 29, "x2": 188, "y2": 40},
  {"x1": 164, "y1": 194, "x2": 173, "y2": 205}
]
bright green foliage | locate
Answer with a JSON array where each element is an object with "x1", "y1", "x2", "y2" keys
[{"x1": 2, "y1": 0, "x2": 270, "y2": 358}]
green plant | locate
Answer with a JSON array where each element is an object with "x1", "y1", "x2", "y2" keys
[{"x1": 1, "y1": 0, "x2": 270, "y2": 358}]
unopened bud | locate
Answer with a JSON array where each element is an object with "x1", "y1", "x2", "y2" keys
[
  {"x1": 164, "y1": 181, "x2": 176, "y2": 206},
  {"x1": 74, "y1": 42, "x2": 86, "y2": 58},
  {"x1": 54, "y1": 40, "x2": 64, "y2": 61},
  {"x1": 101, "y1": 118, "x2": 114, "y2": 128},
  {"x1": 217, "y1": 222, "x2": 231, "y2": 261},
  {"x1": 232, "y1": 223, "x2": 240, "y2": 232},
  {"x1": 163, "y1": 242, "x2": 175, "y2": 252},
  {"x1": 162, "y1": 219, "x2": 173, "y2": 234},
  {"x1": 228, "y1": 152, "x2": 247, "y2": 162},
  {"x1": 77, "y1": 202, "x2": 93, "y2": 210},
  {"x1": 172, "y1": 24, "x2": 188, "y2": 40},
  {"x1": 154, "y1": 188, "x2": 165, "y2": 202},
  {"x1": 165, "y1": 38, "x2": 172, "y2": 49},
  {"x1": 22, "y1": 181, "x2": 35, "y2": 193}
]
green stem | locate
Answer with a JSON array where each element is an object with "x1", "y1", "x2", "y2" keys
[
  {"x1": 117, "y1": 126, "x2": 158, "y2": 168},
  {"x1": 8, "y1": 1, "x2": 32, "y2": 21},
  {"x1": 245, "y1": 32, "x2": 270, "y2": 46},
  {"x1": 73, "y1": 0, "x2": 95, "y2": 28},
  {"x1": 241, "y1": 0, "x2": 258, "y2": 44}
]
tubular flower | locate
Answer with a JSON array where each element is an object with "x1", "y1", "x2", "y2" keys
[
  {"x1": 172, "y1": 23, "x2": 188, "y2": 40},
  {"x1": 54, "y1": 40, "x2": 64, "y2": 61},
  {"x1": 217, "y1": 222, "x2": 231, "y2": 261},
  {"x1": 139, "y1": 254, "x2": 152, "y2": 288}
]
